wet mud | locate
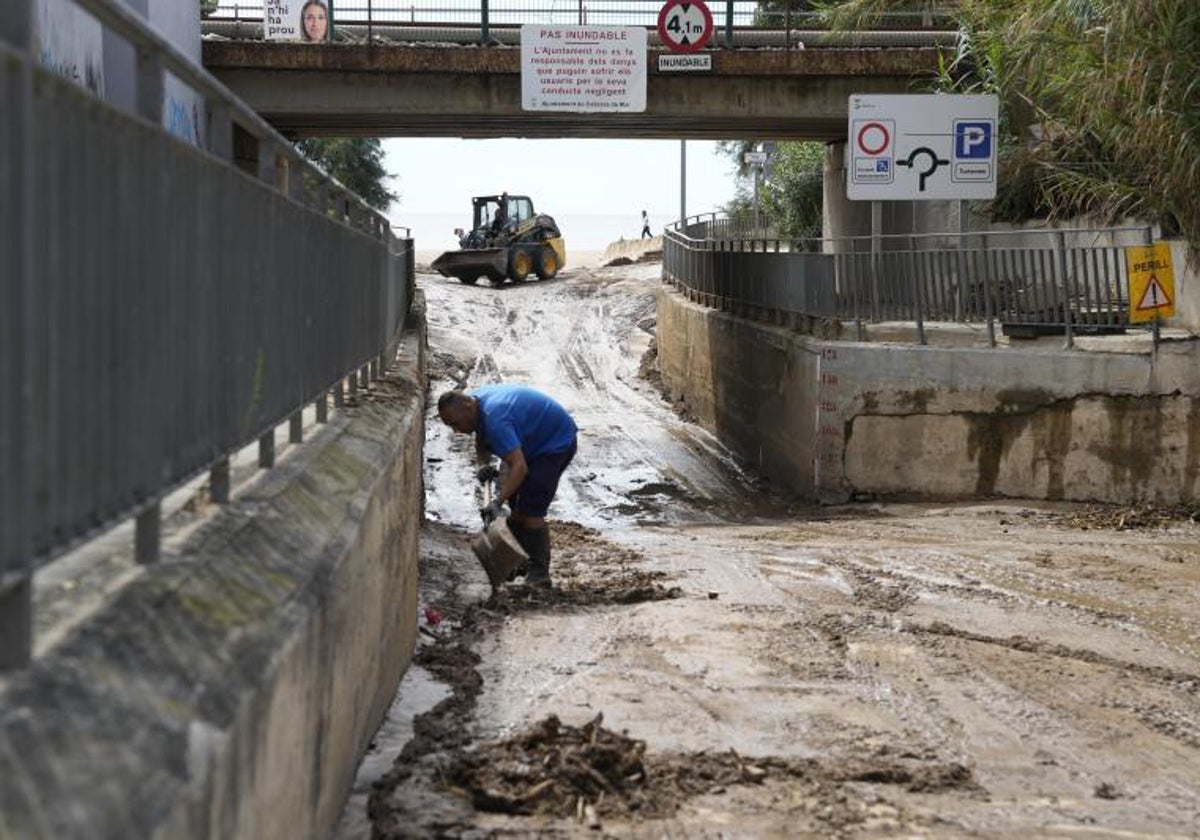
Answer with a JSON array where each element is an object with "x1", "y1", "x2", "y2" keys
[{"x1": 361, "y1": 263, "x2": 1200, "y2": 838}]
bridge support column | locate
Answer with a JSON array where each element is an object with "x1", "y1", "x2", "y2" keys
[{"x1": 822, "y1": 141, "x2": 960, "y2": 249}]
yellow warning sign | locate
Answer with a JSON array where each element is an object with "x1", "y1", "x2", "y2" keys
[{"x1": 1125, "y1": 242, "x2": 1175, "y2": 323}]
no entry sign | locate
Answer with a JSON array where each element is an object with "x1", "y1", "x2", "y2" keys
[{"x1": 657, "y1": 0, "x2": 713, "y2": 53}]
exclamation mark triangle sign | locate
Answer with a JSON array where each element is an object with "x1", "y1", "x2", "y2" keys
[{"x1": 1137, "y1": 275, "x2": 1173, "y2": 311}]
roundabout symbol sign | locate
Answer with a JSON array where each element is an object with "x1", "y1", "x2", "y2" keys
[{"x1": 657, "y1": 0, "x2": 713, "y2": 53}]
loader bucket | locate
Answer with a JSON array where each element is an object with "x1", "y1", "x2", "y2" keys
[{"x1": 431, "y1": 248, "x2": 509, "y2": 283}]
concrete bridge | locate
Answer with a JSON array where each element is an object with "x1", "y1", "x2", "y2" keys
[{"x1": 200, "y1": 35, "x2": 949, "y2": 139}]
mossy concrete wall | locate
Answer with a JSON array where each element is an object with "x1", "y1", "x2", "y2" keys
[
  {"x1": 0, "y1": 298, "x2": 428, "y2": 839},
  {"x1": 656, "y1": 284, "x2": 1200, "y2": 504}
]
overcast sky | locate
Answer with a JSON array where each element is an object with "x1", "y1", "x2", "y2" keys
[{"x1": 382, "y1": 138, "x2": 742, "y2": 218}]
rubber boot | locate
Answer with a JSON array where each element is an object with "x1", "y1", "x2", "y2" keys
[
  {"x1": 524, "y1": 526, "x2": 551, "y2": 587},
  {"x1": 505, "y1": 519, "x2": 532, "y2": 581}
]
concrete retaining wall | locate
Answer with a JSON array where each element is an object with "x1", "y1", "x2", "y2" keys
[
  {"x1": 602, "y1": 236, "x2": 663, "y2": 266},
  {"x1": 657, "y1": 284, "x2": 1200, "y2": 504},
  {"x1": 0, "y1": 298, "x2": 428, "y2": 839}
]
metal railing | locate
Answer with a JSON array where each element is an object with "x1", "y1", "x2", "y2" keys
[
  {"x1": 202, "y1": 0, "x2": 958, "y2": 46},
  {"x1": 1, "y1": 0, "x2": 412, "y2": 669},
  {"x1": 665, "y1": 213, "x2": 1154, "y2": 346}
]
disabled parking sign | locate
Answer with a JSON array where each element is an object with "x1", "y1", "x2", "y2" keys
[{"x1": 848, "y1": 94, "x2": 999, "y2": 200}]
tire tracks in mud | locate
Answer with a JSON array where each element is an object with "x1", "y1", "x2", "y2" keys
[{"x1": 367, "y1": 522, "x2": 979, "y2": 838}]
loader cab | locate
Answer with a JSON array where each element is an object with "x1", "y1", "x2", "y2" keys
[{"x1": 473, "y1": 194, "x2": 535, "y2": 237}]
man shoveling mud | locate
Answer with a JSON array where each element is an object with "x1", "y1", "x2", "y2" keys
[{"x1": 437, "y1": 385, "x2": 578, "y2": 586}]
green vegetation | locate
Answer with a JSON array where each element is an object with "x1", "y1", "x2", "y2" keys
[
  {"x1": 295, "y1": 138, "x2": 398, "y2": 211},
  {"x1": 718, "y1": 141, "x2": 826, "y2": 242},
  {"x1": 731, "y1": 0, "x2": 1199, "y2": 243}
]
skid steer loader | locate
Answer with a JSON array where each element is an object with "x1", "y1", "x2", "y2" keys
[{"x1": 431, "y1": 194, "x2": 566, "y2": 285}]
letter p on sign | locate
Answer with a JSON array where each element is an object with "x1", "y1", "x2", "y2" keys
[{"x1": 954, "y1": 121, "x2": 992, "y2": 159}]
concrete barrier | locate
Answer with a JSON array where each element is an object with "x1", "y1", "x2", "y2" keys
[
  {"x1": 657, "y1": 284, "x2": 1200, "y2": 504},
  {"x1": 0, "y1": 298, "x2": 428, "y2": 839}
]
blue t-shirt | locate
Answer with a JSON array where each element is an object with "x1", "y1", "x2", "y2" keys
[{"x1": 473, "y1": 384, "x2": 577, "y2": 460}]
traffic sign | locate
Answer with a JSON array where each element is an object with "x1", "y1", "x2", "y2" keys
[
  {"x1": 1125, "y1": 243, "x2": 1176, "y2": 323},
  {"x1": 743, "y1": 151, "x2": 769, "y2": 165},
  {"x1": 847, "y1": 94, "x2": 999, "y2": 200},
  {"x1": 657, "y1": 0, "x2": 713, "y2": 54}
]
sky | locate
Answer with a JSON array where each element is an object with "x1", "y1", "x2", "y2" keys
[{"x1": 381, "y1": 138, "x2": 743, "y2": 250}]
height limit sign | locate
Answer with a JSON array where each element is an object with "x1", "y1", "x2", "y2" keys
[{"x1": 657, "y1": 0, "x2": 713, "y2": 53}]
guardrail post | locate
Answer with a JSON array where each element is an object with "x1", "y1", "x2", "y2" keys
[
  {"x1": 257, "y1": 138, "x2": 278, "y2": 185},
  {"x1": 911, "y1": 248, "x2": 927, "y2": 345},
  {"x1": 982, "y1": 233, "x2": 996, "y2": 347},
  {"x1": 287, "y1": 157, "x2": 304, "y2": 200},
  {"x1": 348, "y1": 372, "x2": 358, "y2": 400},
  {"x1": 3, "y1": 1, "x2": 35, "y2": 672},
  {"x1": 135, "y1": 503, "x2": 161, "y2": 565},
  {"x1": 316, "y1": 391, "x2": 329, "y2": 422},
  {"x1": 259, "y1": 430, "x2": 276, "y2": 468},
  {"x1": 136, "y1": 46, "x2": 164, "y2": 122},
  {"x1": 210, "y1": 458, "x2": 231, "y2": 503},
  {"x1": 0, "y1": 1, "x2": 32, "y2": 45},
  {"x1": 289, "y1": 411, "x2": 303, "y2": 444},
  {"x1": 1056, "y1": 231, "x2": 1073, "y2": 349},
  {"x1": 870, "y1": 201, "x2": 882, "y2": 321},
  {"x1": 0, "y1": 580, "x2": 32, "y2": 671},
  {"x1": 334, "y1": 378, "x2": 345, "y2": 406},
  {"x1": 207, "y1": 102, "x2": 233, "y2": 161},
  {"x1": 359, "y1": 365, "x2": 370, "y2": 390}
]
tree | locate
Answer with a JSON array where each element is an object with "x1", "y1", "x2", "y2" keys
[
  {"x1": 295, "y1": 138, "x2": 398, "y2": 212},
  {"x1": 717, "y1": 141, "x2": 825, "y2": 240},
  {"x1": 761, "y1": 142, "x2": 825, "y2": 242}
]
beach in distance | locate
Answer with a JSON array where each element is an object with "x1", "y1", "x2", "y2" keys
[{"x1": 396, "y1": 209, "x2": 680, "y2": 262}]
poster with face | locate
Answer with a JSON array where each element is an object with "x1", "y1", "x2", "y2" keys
[{"x1": 265, "y1": 0, "x2": 330, "y2": 42}]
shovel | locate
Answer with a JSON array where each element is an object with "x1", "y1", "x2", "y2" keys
[{"x1": 471, "y1": 477, "x2": 528, "y2": 589}]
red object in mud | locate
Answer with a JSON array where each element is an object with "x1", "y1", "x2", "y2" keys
[{"x1": 423, "y1": 606, "x2": 443, "y2": 626}]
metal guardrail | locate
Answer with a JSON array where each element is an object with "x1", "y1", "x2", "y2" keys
[
  {"x1": 202, "y1": 0, "x2": 958, "y2": 46},
  {"x1": 1, "y1": 0, "x2": 412, "y2": 669},
  {"x1": 665, "y1": 214, "x2": 1153, "y2": 346}
]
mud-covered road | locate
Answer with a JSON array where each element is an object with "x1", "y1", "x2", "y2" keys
[{"x1": 360, "y1": 260, "x2": 1200, "y2": 838}]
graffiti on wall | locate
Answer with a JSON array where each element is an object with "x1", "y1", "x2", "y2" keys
[{"x1": 34, "y1": 0, "x2": 105, "y2": 96}]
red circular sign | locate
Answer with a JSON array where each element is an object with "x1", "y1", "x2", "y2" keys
[
  {"x1": 856, "y1": 122, "x2": 890, "y2": 155},
  {"x1": 657, "y1": 0, "x2": 714, "y2": 54}
]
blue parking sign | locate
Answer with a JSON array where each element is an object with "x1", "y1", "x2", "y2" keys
[{"x1": 955, "y1": 121, "x2": 992, "y2": 159}]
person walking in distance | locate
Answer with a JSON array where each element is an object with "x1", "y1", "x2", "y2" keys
[
  {"x1": 438, "y1": 385, "x2": 578, "y2": 586},
  {"x1": 640, "y1": 210, "x2": 652, "y2": 239}
]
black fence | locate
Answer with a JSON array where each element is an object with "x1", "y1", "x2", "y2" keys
[
  {"x1": 664, "y1": 215, "x2": 1153, "y2": 344},
  {"x1": 1, "y1": 0, "x2": 411, "y2": 668}
]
